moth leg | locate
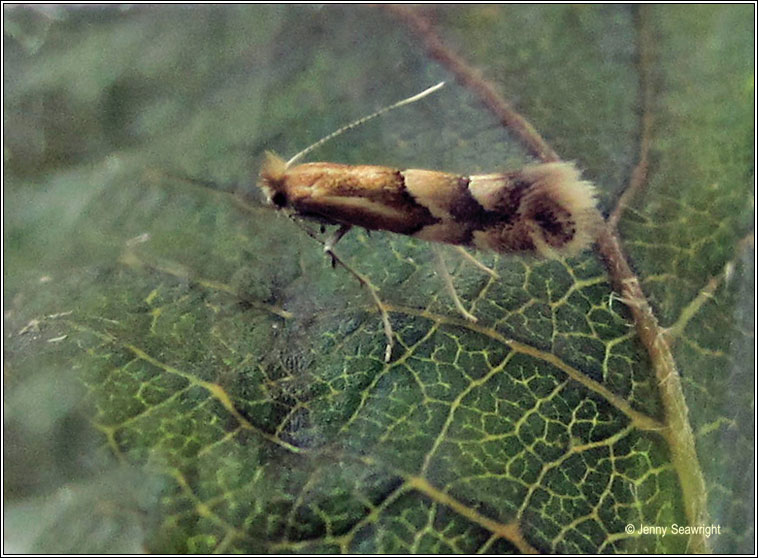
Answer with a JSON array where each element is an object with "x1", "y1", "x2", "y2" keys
[
  {"x1": 453, "y1": 246, "x2": 499, "y2": 279},
  {"x1": 293, "y1": 222, "x2": 395, "y2": 361},
  {"x1": 324, "y1": 224, "x2": 352, "y2": 267},
  {"x1": 433, "y1": 245, "x2": 478, "y2": 323},
  {"x1": 325, "y1": 248, "x2": 395, "y2": 362}
]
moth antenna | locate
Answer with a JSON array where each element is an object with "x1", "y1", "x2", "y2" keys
[{"x1": 285, "y1": 81, "x2": 446, "y2": 168}]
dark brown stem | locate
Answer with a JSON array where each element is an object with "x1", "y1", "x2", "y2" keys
[
  {"x1": 609, "y1": 7, "x2": 656, "y2": 229},
  {"x1": 385, "y1": 5, "x2": 561, "y2": 163}
]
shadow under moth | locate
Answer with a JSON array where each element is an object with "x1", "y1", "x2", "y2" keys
[{"x1": 259, "y1": 83, "x2": 602, "y2": 361}]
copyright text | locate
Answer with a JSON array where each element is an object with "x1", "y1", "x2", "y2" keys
[{"x1": 625, "y1": 523, "x2": 721, "y2": 537}]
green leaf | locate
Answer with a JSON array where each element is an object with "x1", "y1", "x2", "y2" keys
[{"x1": 4, "y1": 5, "x2": 753, "y2": 554}]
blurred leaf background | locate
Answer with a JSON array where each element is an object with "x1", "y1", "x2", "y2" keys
[{"x1": 3, "y1": 5, "x2": 754, "y2": 554}]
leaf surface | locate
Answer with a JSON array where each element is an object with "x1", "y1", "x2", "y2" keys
[{"x1": 4, "y1": 5, "x2": 753, "y2": 553}]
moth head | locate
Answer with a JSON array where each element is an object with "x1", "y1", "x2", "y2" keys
[
  {"x1": 519, "y1": 162, "x2": 602, "y2": 258},
  {"x1": 259, "y1": 151, "x2": 290, "y2": 209}
]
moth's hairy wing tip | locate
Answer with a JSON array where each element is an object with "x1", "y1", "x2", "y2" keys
[{"x1": 522, "y1": 162, "x2": 603, "y2": 258}]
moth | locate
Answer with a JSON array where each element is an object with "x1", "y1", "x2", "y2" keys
[
  {"x1": 258, "y1": 82, "x2": 602, "y2": 360},
  {"x1": 261, "y1": 153, "x2": 599, "y2": 260}
]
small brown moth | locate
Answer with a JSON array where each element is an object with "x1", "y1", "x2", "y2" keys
[
  {"x1": 259, "y1": 83, "x2": 602, "y2": 360},
  {"x1": 261, "y1": 83, "x2": 600, "y2": 259}
]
